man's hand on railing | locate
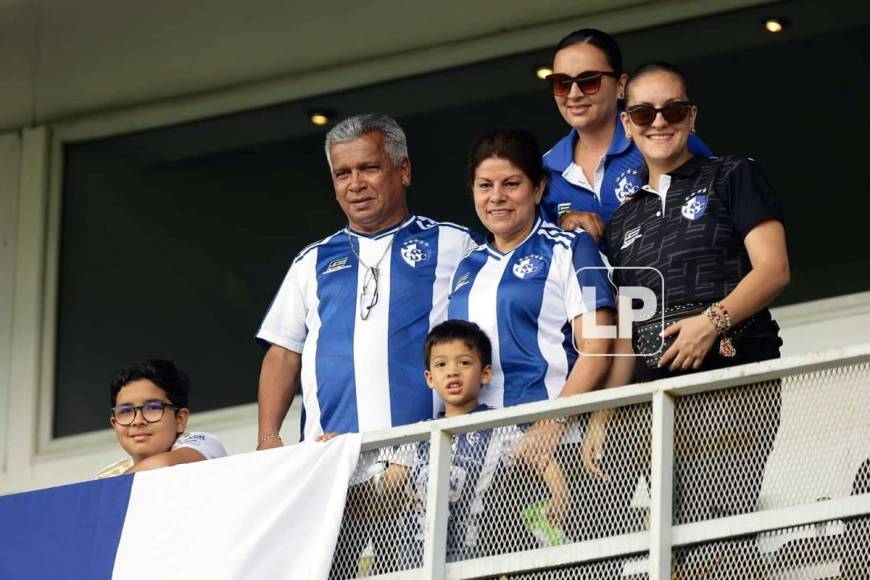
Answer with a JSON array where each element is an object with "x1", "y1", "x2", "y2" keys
[
  {"x1": 316, "y1": 432, "x2": 341, "y2": 442},
  {"x1": 514, "y1": 418, "x2": 567, "y2": 475},
  {"x1": 581, "y1": 409, "x2": 613, "y2": 478}
]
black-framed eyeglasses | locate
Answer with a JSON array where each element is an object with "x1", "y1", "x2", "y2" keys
[
  {"x1": 111, "y1": 401, "x2": 178, "y2": 426},
  {"x1": 626, "y1": 101, "x2": 693, "y2": 126},
  {"x1": 545, "y1": 71, "x2": 619, "y2": 97}
]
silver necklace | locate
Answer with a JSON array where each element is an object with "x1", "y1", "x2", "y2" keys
[{"x1": 347, "y1": 231, "x2": 394, "y2": 320}]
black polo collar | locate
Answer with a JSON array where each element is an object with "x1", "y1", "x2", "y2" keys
[
  {"x1": 636, "y1": 154, "x2": 708, "y2": 189},
  {"x1": 668, "y1": 155, "x2": 708, "y2": 178}
]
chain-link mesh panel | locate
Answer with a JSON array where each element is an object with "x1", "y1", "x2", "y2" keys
[
  {"x1": 672, "y1": 378, "x2": 782, "y2": 525},
  {"x1": 465, "y1": 404, "x2": 652, "y2": 561},
  {"x1": 760, "y1": 362, "x2": 870, "y2": 510},
  {"x1": 673, "y1": 361, "x2": 870, "y2": 526},
  {"x1": 329, "y1": 441, "x2": 427, "y2": 579},
  {"x1": 494, "y1": 554, "x2": 648, "y2": 579},
  {"x1": 673, "y1": 515, "x2": 870, "y2": 579}
]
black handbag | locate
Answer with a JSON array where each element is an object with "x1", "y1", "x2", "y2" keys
[
  {"x1": 633, "y1": 304, "x2": 707, "y2": 369},
  {"x1": 633, "y1": 304, "x2": 769, "y2": 369}
]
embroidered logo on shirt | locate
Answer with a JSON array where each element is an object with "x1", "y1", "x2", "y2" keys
[
  {"x1": 400, "y1": 238, "x2": 432, "y2": 268},
  {"x1": 557, "y1": 202, "x2": 572, "y2": 215},
  {"x1": 614, "y1": 168, "x2": 641, "y2": 203},
  {"x1": 681, "y1": 195, "x2": 709, "y2": 221},
  {"x1": 621, "y1": 226, "x2": 642, "y2": 249},
  {"x1": 453, "y1": 272, "x2": 471, "y2": 293},
  {"x1": 324, "y1": 257, "x2": 351, "y2": 274},
  {"x1": 512, "y1": 255, "x2": 546, "y2": 279}
]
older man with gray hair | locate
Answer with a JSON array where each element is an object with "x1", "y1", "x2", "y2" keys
[{"x1": 256, "y1": 114, "x2": 478, "y2": 448}]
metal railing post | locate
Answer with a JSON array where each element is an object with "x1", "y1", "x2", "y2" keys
[
  {"x1": 649, "y1": 389, "x2": 675, "y2": 579},
  {"x1": 422, "y1": 426, "x2": 452, "y2": 579}
]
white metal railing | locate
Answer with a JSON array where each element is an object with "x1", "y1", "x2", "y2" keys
[{"x1": 333, "y1": 343, "x2": 870, "y2": 579}]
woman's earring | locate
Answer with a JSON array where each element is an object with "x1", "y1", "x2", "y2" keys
[
  {"x1": 690, "y1": 127, "x2": 696, "y2": 134},
  {"x1": 626, "y1": 132, "x2": 633, "y2": 140}
]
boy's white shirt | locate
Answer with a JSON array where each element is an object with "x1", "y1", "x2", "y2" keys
[{"x1": 95, "y1": 431, "x2": 227, "y2": 479}]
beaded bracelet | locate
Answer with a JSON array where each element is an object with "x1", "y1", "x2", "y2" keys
[{"x1": 705, "y1": 302, "x2": 737, "y2": 358}]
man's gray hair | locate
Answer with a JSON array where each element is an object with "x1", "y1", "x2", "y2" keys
[{"x1": 324, "y1": 114, "x2": 409, "y2": 171}]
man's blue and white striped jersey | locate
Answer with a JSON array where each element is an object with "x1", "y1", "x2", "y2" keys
[
  {"x1": 257, "y1": 215, "x2": 478, "y2": 440},
  {"x1": 448, "y1": 218, "x2": 614, "y2": 409}
]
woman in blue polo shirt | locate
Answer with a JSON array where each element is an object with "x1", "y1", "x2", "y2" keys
[{"x1": 542, "y1": 28, "x2": 712, "y2": 240}]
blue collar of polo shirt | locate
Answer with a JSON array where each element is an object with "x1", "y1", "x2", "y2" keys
[{"x1": 543, "y1": 111, "x2": 632, "y2": 172}]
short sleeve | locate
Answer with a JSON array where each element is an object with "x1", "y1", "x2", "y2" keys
[
  {"x1": 255, "y1": 253, "x2": 311, "y2": 353},
  {"x1": 173, "y1": 432, "x2": 228, "y2": 460},
  {"x1": 720, "y1": 157, "x2": 784, "y2": 239},
  {"x1": 564, "y1": 231, "x2": 616, "y2": 320}
]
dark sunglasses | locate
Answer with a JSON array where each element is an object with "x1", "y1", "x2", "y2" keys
[
  {"x1": 546, "y1": 71, "x2": 619, "y2": 97},
  {"x1": 626, "y1": 101, "x2": 693, "y2": 126}
]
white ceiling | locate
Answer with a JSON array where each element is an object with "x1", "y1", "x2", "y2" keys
[{"x1": 0, "y1": 0, "x2": 777, "y2": 132}]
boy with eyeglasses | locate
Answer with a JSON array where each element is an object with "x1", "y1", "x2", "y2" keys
[{"x1": 96, "y1": 359, "x2": 227, "y2": 479}]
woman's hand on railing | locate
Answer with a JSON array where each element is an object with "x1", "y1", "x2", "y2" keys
[
  {"x1": 658, "y1": 314, "x2": 719, "y2": 371},
  {"x1": 581, "y1": 409, "x2": 613, "y2": 478},
  {"x1": 515, "y1": 419, "x2": 567, "y2": 475}
]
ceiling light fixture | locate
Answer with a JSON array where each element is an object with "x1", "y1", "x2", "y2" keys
[
  {"x1": 535, "y1": 66, "x2": 553, "y2": 80},
  {"x1": 764, "y1": 18, "x2": 784, "y2": 33},
  {"x1": 309, "y1": 112, "x2": 330, "y2": 126}
]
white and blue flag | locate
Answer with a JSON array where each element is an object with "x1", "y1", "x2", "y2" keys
[{"x1": 0, "y1": 436, "x2": 361, "y2": 580}]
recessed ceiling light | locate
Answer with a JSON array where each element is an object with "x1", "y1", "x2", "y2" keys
[
  {"x1": 536, "y1": 66, "x2": 553, "y2": 80},
  {"x1": 764, "y1": 18, "x2": 784, "y2": 33},
  {"x1": 309, "y1": 112, "x2": 330, "y2": 126}
]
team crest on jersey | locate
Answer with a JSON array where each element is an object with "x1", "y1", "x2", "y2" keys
[
  {"x1": 512, "y1": 255, "x2": 546, "y2": 279},
  {"x1": 323, "y1": 257, "x2": 351, "y2": 274},
  {"x1": 681, "y1": 195, "x2": 708, "y2": 221},
  {"x1": 614, "y1": 167, "x2": 641, "y2": 203},
  {"x1": 400, "y1": 239, "x2": 432, "y2": 268}
]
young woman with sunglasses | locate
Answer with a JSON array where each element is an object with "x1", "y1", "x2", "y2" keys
[
  {"x1": 589, "y1": 63, "x2": 790, "y2": 572},
  {"x1": 542, "y1": 29, "x2": 712, "y2": 242}
]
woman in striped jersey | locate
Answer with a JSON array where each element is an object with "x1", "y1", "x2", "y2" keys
[{"x1": 448, "y1": 129, "x2": 616, "y2": 548}]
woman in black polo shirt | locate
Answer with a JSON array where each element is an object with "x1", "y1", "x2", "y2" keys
[
  {"x1": 587, "y1": 62, "x2": 791, "y2": 574},
  {"x1": 608, "y1": 62, "x2": 790, "y2": 378}
]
